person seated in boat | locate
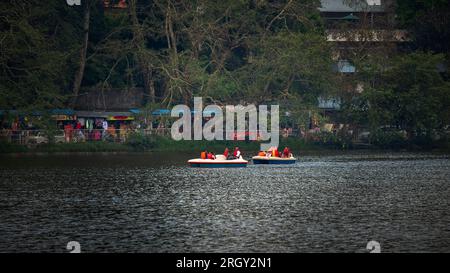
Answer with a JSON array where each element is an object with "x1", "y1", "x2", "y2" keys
[
  {"x1": 258, "y1": 151, "x2": 266, "y2": 157},
  {"x1": 272, "y1": 148, "x2": 280, "y2": 158},
  {"x1": 207, "y1": 152, "x2": 216, "y2": 160},
  {"x1": 223, "y1": 148, "x2": 230, "y2": 159},
  {"x1": 201, "y1": 150, "x2": 208, "y2": 159},
  {"x1": 283, "y1": 147, "x2": 291, "y2": 158},
  {"x1": 231, "y1": 147, "x2": 241, "y2": 159}
]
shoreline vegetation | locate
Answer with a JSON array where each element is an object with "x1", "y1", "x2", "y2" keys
[{"x1": 1, "y1": 134, "x2": 449, "y2": 154}]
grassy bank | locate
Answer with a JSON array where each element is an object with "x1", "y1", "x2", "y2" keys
[
  {"x1": 0, "y1": 141, "x2": 133, "y2": 153},
  {"x1": 0, "y1": 137, "x2": 326, "y2": 154},
  {"x1": 1, "y1": 134, "x2": 449, "y2": 154}
]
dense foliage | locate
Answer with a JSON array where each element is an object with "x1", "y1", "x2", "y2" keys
[{"x1": 1, "y1": 0, "x2": 334, "y2": 110}]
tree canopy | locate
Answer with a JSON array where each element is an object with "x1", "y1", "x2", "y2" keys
[{"x1": 0, "y1": 0, "x2": 335, "y2": 111}]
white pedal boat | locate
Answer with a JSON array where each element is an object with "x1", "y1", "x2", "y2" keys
[
  {"x1": 188, "y1": 155, "x2": 248, "y2": 168},
  {"x1": 252, "y1": 156, "x2": 297, "y2": 164}
]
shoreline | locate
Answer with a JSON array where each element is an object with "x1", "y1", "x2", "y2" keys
[{"x1": 1, "y1": 141, "x2": 449, "y2": 156}]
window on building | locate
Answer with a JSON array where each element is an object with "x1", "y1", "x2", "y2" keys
[{"x1": 334, "y1": 60, "x2": 356, "y2": 73}]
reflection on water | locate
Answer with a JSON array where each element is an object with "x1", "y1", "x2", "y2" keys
[{"x1": 0, "y1": 152, "x2": 449, "y2": 253}]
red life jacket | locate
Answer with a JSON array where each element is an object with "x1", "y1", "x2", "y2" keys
[{"x1": 274, "y1": 149, "x2": 280, "y2": 157}]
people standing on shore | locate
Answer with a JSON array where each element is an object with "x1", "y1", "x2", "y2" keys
[
  {"x1": 64, "y1": 123, "x2": 73, "y2": 143},
  {"x1": 93, "y1": 129, "x2": 101, "y2": 141},
  {"x1": 102, "y1": 119, "x2": 108, "y2": 140},
  {"x1": 75, "y1": 120, "x2": 84, "y2": 141}
]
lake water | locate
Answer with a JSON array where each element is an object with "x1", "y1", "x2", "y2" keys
[{"x1": 0, "y1": 152, "x2": 449, "y2": 253}]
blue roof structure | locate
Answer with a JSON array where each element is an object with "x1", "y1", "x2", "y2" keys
[
  {"x1": 152, "y1": 109, "x2": 171, "y2": 116},
  {"x1": 129, "y1": 108, "x2": 141, "y2": 114},
  {"x1": 50, "y1": 109, "x2": 75, "y2": 115},
  {"x1": 0, "y1": 109, "x2": 75, "y2": 117}
]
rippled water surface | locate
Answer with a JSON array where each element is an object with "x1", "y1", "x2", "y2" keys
[{"x1": 0, "y1": 152, "x2": 449, "y2": 253}]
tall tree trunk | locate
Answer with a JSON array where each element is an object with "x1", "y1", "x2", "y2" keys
[
  {"x1": 71, "y1": 0, "x2": 91, "y2": 107},
  {"x1": 164, "y1": 1, "x2": 189, "y2": 105},
  {"x1": 129, "y1": 0, "x2": 155, "y2": 104}
]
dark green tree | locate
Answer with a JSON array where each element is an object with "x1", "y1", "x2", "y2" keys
[
  {"x1": 0, "y1": 0, "x2": 84, "y2": 110},
  {"x1": 349, "y1": 52, "x2": 450, "y2": 141}
]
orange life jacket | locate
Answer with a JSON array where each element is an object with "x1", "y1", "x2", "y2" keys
[{"x1": 201, "y1": 152, "x2": 207, "y2": 159}]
